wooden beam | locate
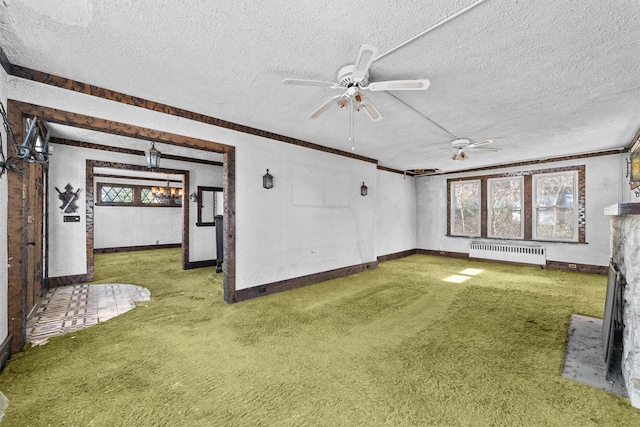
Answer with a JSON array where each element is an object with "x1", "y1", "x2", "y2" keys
[
  {"x1": 11, "y1": 66, "x2": 378, "y2": 164},
  {"x1": 50, "y1": 137, "x2": 223, "y2": 166}
]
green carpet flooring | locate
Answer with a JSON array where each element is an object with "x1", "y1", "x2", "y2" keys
[{"x1": 0, "y1": 249, "x2": 638, "y2": 426}]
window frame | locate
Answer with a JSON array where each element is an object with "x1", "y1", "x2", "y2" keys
[
  {"x1": 487, "y1": 176, "x2": 524, "y2": 239},
  {"x1": 446, "y1": 165, "x2": 585, "y2": 243},
  {"x1": 532, "y1": 170, "x2": 579, "y2": 242},
  {"x1": 96, "y1": 182, "x2": 183, "y2": 207},
  {"x1": 450, "y1": 179, "x2": 482, "y2": 237}
]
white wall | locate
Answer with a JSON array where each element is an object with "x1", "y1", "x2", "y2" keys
[
  {"x1": 375, "y1": 169, "x2": 416, "y2": 257},
  {"x1": 47, "y1": 142, "x2": 222, "y2": 278},
  {"x1": 0, "y1": 66, "x2": 8, "y2": 340},
  {"x1": 9, "y1": 76, "x2": 378, "y2": 290},
  {"x1": 416, "y1": 154, "x2": 623, "y2": 267}
]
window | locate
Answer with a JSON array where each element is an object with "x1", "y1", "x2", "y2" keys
[
  {"x1": 488, "y1": 177, "x2": 523, "y2": 238},
  {"x1": 533, "y1": 171, "x2": 577, "y2": 241},
  {"x1": 451, "y1": 180, "x2": 481, "y2": 236},
  {"x1": 96, "y1": 183, "x2": 183, "y2": 207},
  {"x1": 446, "y1": 166, "x2": 584, "y2": 243},
  {"x1": 99, "y1": 185, "x2": 133, "y2": 204}
]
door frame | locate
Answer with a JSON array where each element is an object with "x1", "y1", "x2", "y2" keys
[{"x1": 6, "y1": 99, "x2": 237, "y2": 353}]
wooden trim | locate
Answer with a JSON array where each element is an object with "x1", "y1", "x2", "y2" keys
[
  {"x1": 223, "y1": 150, "x2": 236, "y2": 303},
  {"x1": 13, "y1": 67, "x2": 378, "y2": 164},
  {"x1": 447, "y1": 165, "x2": 586, "y2": 243},
  {"x1": 94, "y1": 173, "x2": 182, "y2": 183},
  {"x1": 87, "y1": 161, "x2": 190, "y2": 281},
  {"x1": 184, "y1": 260, "x2": 218, "y2": 270},
  {"x1": 417, "y1": 249, "x2": 470, "y2": 259},
  {"x1": 94, "y1": 243, "x2": 181, "y2": 254},
  {"x1": 0, "y1": 335, "x2": 12, "y2": 373},
  {"x1": 51, "y1": 137, "x2": 223, "y2": 166},
  {"x1": 377, "y1": 249, "x2": 418, "y2": 262},
  {"x1": 196, "y1": 186, "x2": 222, "y2": 225},
  {"x1": 546, "y1": 261, "x2": 607, "y2": 275},
  {"x1": 0, "y1": 47, "x2": 13, "y2": 75},
  {"x1": 48, "y1": 274, "x2": 92, "y2": 288},
  {"x1": 436, "y1": 149, "x2": 623, "y2": 176},
  {"x1": 7, "y1": 101, "x2": 26, "y2": 353},
  {"x1": 377, "y1": 165, "x2": 413, "y2": 176},
  {"x1": 95, "y1": 182, "x2": 184, "y2": 207},
  {"x1": 11, "y1": 100, "x2": 233, "y2": 153},
  {"x1": 235, "y1": 261, "x2": 378, "y2": 303}
]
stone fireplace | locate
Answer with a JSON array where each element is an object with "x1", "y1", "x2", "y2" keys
[{"x1": 605, "y1": 203, "x2": 640, "y2": 407}]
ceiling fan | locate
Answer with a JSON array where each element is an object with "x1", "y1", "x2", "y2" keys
[
  {"x1": 443, "y1": 138, "x2": 499, "y2": 161},
  {"x1": 283, "y1": 44, "x2": 431, "y2": 149}
]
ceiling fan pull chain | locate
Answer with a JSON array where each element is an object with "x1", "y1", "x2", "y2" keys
[{"x1": 350, "y1": 101, "x2": 355, "y2": 151}]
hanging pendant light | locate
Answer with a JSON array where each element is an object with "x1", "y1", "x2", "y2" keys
[{"x1": 145, "y1": 142, "x2": 161, "y2": 169}]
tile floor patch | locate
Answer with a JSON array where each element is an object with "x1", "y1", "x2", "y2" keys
[{"x1": 26, "y1": 284, "x2": 150, "y2": 346}]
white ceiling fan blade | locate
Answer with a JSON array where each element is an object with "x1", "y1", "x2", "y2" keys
[
  {"x1": 351, "y1": 45, "x2": 378, "y2": 83},
  {"x1": 308, "y1": 95, "x2": 342, "y2": 119},
  {"x1": 467, "y1": 139, "x2": 493, "y2": 148},
  {"x1": 358, "y1": 94, "x2": 383, "y2": 121},
  {"x1": 283, "y1": 79, "x2": 338, "y2": 88},
  {"x1": 472, "y1": 147, "x2": 500, "y2": 152},
  {"x1": 368, "y1": 79, "x2": 430, "y2": 91}
]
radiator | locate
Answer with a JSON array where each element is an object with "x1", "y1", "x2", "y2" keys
[{"x1": 469, "y1": 242, "x2": 546, "y2": 266}]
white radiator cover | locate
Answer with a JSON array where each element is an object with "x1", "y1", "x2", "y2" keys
[{"x1": 469, "y1": 242, "x2": 547, "y2": 266}]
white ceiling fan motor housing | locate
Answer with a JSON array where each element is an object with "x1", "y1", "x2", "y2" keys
[
  {"x1": 451, "y1": 138, "x2": 471, "y2": 149},
  {"x1": 337, "y1": 65, "x2": 369, "y2": 87}
]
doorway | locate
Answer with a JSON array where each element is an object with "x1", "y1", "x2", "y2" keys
[{"x1": 6, "y1": 99, "x2": 237, "y2": 354}]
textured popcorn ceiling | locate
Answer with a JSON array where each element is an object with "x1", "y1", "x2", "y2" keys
[{"x1": 1, "y1": 0, "x2": 639, "y2": 171}]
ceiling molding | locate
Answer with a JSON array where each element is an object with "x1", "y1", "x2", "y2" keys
[
  {"x1": 377, "y1": 165, "x2": 414, "y2": 176},
  {"x1": 0, "y1": 47, "x2": 13, "y2": 75},
  {"x1": 50, "y1": 137, "x2": 223, "y2": 166},
  {"x1": 435, "y1": 149, "x2": 624, "y2": 176},
  {"x1": 11, "y1": 64, "x2": 378, "y2": 165},
  {"x1": 626, "y1": 128, "x2": 640, "y2": 152}
]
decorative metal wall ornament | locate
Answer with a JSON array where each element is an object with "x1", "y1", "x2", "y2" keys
[
  {"x1": 56, "y1": 183, "x2": 81, "y2": 213},
  {"x1": 0, "y1": 100, "x2": 50, "y2": 178},
  {"x1": 263, "y1": 169, "x2": 273, "y2": 189}
]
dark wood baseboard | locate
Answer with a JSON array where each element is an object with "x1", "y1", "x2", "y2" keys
[
  {"x1": 235, "y1": 261, "x2": 379, "y2": 302},
  {"x1": 184, "y1": 259, "x2": 218, "y2": 270},
  {"x1": 377, "y1": 249, "x2": 418, "y2": 263},
  {"x1": 416, "y1": 248, "x2": 607, "y2": 274},
  {"x1": 94, "y1": 243, "x2": 181, "y2": 254},
  {"x1": 546, "y1": 261, "x2": 608, "y2": 275},
  {"x1": 0, "y1": 335, "x2": 12, "y2": 372},
  {"x1": 417, "y1": 249, "x2": 470, "y2": 259},
  {"x1": 48, "y1": 274, "x2": 91, "y2": 288}
]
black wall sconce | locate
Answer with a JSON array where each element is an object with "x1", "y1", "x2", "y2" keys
[
  {"x1": 145, "y1": 142, "x2": 161, "y2": 169},
  {"x1": 361, "y1": 182, "x2": 368, "y2": 196},
  {"x1": 263, "y1": 169, "x2": 274, "y2": 189},
  {"x1": 189, "y1": 191, "x2": 198, "y2": 203}
]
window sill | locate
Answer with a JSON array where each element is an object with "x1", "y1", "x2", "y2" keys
[{"x1": 446, "y1": 235, "x2": 586, "y2": 244}]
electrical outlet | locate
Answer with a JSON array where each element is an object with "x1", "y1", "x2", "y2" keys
[
  {"x1": 156, "y1": 240, "x2": 159, "y2": 245},
  {"x1": 258, "y1": 286, "x2": 266, "y2": 293},
  {"x1": 568, "y1": 263, "x2": 577, "y2": 269}
]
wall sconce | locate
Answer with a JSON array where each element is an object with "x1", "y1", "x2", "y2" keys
[
  {"x1": 0, "y1": 103, "x2": 50, "y2": 178},
  {"x1": 263, "y1": 169, "x2": 273, "y2": 189},
  {"x1": 145, "y1": 142, "x2": 161, "y2": 169},
  {"x1": 361, "y1": 182, "x2": 368, "y2": 196},
  {"x1": 189, "y1": 191, "x2": 198, "y2": 203}
]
